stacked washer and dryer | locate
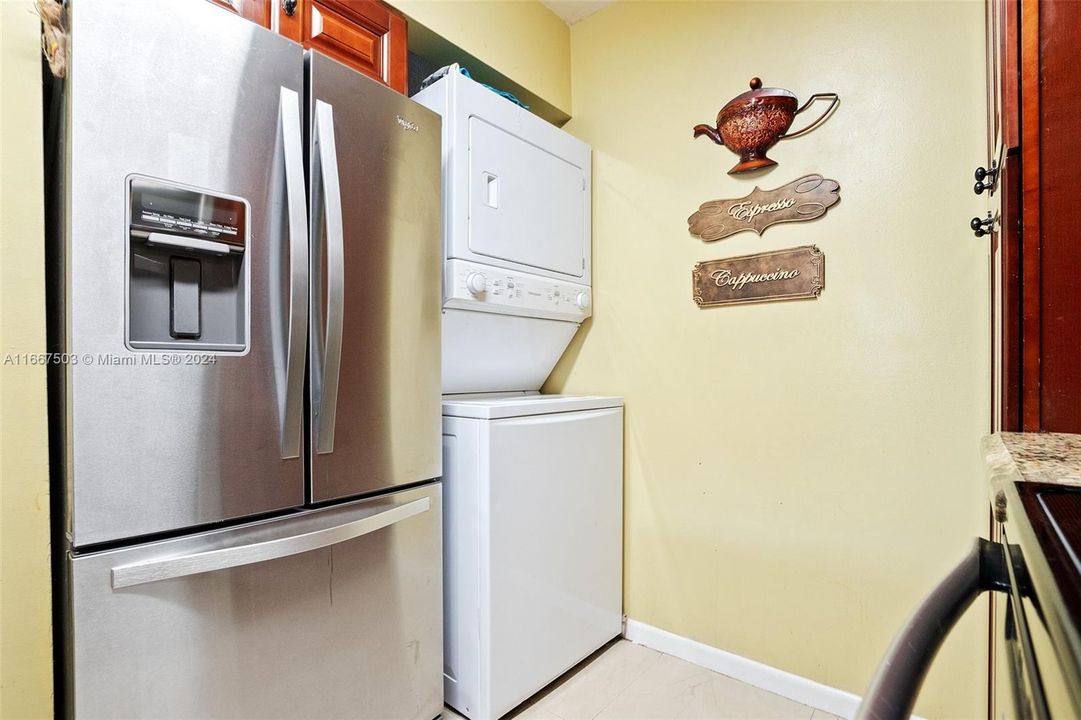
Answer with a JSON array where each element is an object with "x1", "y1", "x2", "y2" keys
[{"x1": 415, "y1": 67, "x2": 624, "y2": 720}]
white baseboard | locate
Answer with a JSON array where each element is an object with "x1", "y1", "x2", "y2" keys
[{"x1": 622, "y1": 618, "x2": 881, "y2": 720}]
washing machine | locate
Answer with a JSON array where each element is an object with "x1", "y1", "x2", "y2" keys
[
  {"x1": 415, "y1": 67, "x2": 623, "y2": 720},
  {"x1": 441, "y1": 394, "x2": 623, "y2": 720}
]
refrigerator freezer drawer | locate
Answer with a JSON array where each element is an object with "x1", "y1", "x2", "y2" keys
[{"x1": 66, "y1": 483, "x2": 442, "y2": 719}]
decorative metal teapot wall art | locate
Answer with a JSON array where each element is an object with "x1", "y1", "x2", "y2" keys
[{"x1": 693, "y1": 78, "x2": 839, "y2": 175}]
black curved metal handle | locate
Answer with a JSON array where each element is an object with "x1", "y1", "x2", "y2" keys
[
  {"x1": 855, "y1": 539, "x2": 1010, "y2": 720},
  {"x1": 282, "y1": 0, "x2": 297, "y2": 16}
]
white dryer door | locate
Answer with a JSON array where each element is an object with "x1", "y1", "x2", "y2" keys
[{"x1": 468, "y1": 117, "x2": 588, "y2": 278}]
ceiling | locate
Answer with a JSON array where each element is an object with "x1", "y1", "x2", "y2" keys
[{"x1": 539, "y1": 0, "x2": 615, "y2": 25}]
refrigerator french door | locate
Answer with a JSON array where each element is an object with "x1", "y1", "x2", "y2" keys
[
  {"x1": 306, "y1": 52, "x2": 442, "y2": 503},
  {"x1": 53, "y1": 0, "x2": 443, "y2": 717}
]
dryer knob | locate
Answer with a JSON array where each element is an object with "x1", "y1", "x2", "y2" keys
[
  {"x1": 466, "y1": 272, "x2": 488, "y2": 296},
  {"x1": 575, "y1": 291, "x2": 591, "y2": 310}
]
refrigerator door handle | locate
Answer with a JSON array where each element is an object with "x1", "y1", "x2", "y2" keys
[
  {"x1": 313, "y1": 99, "x2": 345, "y2": 454},
  {"x1": 110, "y1": 497, "x2": 431, "y2": 589},
  {"x1": 280, "y1": 87, "x2": 309, "y2": 459}
]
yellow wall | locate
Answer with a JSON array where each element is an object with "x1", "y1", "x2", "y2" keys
[
  {"x1": 391, "y1": 0, "x2": 572, "y2": 116},
  {"x1": 0, "y1": 1, "x2": 54, "y2": 718},
  {"x1": 546, "y1": 2, "x2": 990, "y2": 718}
]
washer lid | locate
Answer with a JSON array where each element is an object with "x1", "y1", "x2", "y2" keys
[{"x1": 441, "y1": 394, "x2": 623, "y2": 419}]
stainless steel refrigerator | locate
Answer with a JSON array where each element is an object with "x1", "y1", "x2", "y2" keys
[{"x1": 50, "y1": 1, "x2": 443, "y2": 717}]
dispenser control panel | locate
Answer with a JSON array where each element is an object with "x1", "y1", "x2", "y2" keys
[
  {"x1": 444, "y1": 259, "x2": 591, "y2": 322},
  {"x1": 126, "y1": 176, "x2": 250, "y2": 353},
  {"x1": 131, "y1": 179, "x2": 246, "y2": 247}
]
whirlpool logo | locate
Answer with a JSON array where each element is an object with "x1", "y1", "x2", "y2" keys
[{"x1": 396, "y1": 115, "x2": 420, "y2": 133}]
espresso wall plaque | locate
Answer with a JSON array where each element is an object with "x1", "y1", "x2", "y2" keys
[
  {"x1": 687, "y1": 174, "x2": 840, "y2": 241},
  {"x1": 693, "y1": 245, "x2": 824, "y2": 307}
]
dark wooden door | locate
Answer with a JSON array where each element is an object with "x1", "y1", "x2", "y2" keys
[
  {"x1": 987, "y1": 0, "x2": 1081, "y2": 433},
  {"x1": 1023, "y1": 0, "x2": 1081, "y2": 431}
]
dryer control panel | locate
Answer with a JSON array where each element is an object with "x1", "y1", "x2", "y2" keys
[{"x1": 444, "y1": 260, "x2": 591, "y2": 323}]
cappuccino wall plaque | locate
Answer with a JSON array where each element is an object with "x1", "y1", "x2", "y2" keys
[
  {"x1": 687, "y1": 174, "x2": 840, "y2": 242},
  {"x1": 693, "y1": 245, "x2": 824, "y2": 307}
]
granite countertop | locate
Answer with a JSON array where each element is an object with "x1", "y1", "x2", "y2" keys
[{"x1": 985, "y1": 432, "x2": 1081, "y2": 487}]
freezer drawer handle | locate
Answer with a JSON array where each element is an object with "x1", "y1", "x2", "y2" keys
[
  {"x1": 279, "y1": 86, "x2": 309, "y2": 459},
  {"x1": 312, "y1": 99, "x2": 345, "y2": 454},
  {"x1": 110, "y1": 497, "x2": 430, "y2": 589}
]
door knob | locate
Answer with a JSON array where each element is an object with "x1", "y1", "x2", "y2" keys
[
  {"x1": 974, "y1": 163, "x2": 998, "y2": 195},
  {"x1": 971, "y1": 212, "x2": 995, "y2": 237}
]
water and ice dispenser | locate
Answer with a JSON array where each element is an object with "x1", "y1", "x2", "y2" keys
[{"x1": 127, "y1": 176, "x2": 249, "y2": 352}]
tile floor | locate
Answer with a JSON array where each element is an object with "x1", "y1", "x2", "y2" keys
[{"x1": 443, "y1": 640, "x2": 842, "y2": 720}]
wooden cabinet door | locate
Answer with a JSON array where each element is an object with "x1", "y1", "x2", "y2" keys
[
  {"x1": 209, "y1": 0, "x2": 272, "y2": 27},
  {"x1": 279, "y1": 0, "x2": 408, "y2": 93}
]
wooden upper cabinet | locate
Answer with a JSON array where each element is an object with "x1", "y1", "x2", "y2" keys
[
  {"x1": 209, "y1": 0, "x2": 273, "y2": 28},
  {"x1": 206, "y1": 0, "x2": 409, "y2": 94},
  {"x1": 278, "y1": 0, "x2": 408, "y2": 93}
]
